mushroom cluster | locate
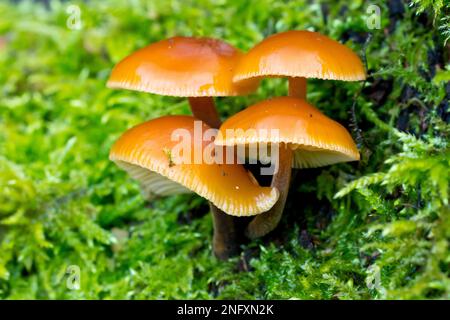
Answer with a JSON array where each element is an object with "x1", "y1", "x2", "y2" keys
[{"x1": 108, "y1": 31, "x2": 365, "y2": 260}]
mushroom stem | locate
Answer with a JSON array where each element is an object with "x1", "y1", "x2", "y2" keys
[
  {"x1": 210, "y1": 203, "x2": 239, "y2": 260},
  {"x1": 189, "y1": 97, "x2": 239, "y2": 259},
  {"x1": 244, "y1": 77, "x2": 306, "y2": 239},
  {"x1": 188, "y1": 97, "x2": 222, "y2": 128},
  {"x1": 288, "y1": 77, "x2": 307, "y2": 98},
  {"x1": 246, "y1": 144, "x2": 293, "y2": 238}
]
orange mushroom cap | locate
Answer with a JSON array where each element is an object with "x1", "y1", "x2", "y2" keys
[
  {"x1": 107, "y1": 36, "x2": 260, "y2": 97},
  {"x1": 233, "y1": 30, "x2": 366, "y2": 82},
  {"x1": 110, "y1": 115, "x2": 278, "y2": 216},
  {"x1": 215, "y1": 97, "x2": 360, "y2": 168}
]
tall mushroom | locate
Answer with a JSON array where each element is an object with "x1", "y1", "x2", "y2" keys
[
  {"x1": 107, "y1": 36, "x2": 260, "y2": 259},
  {"x1": 107, "y1": 36, "x2": 259, "y2": 128},
  {"x1": 215, "y1": 97, "x2": 360, "y2": 238},
  {"x1": 230, "y1": 30, "x2": 366, "y2": 237},
  {"x1": 110, "y1": 115, "x2": 278, "y2": 258}
]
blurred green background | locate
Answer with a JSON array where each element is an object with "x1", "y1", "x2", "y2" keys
[{"x1": 0, "y1": 0, "x2": 449, "y2": 299}]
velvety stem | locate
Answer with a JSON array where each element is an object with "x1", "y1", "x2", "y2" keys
[
  {"x1": 288, "y1": 77, "x2": 307, "y2": 98},
  {"x1": 189, "y1": 97, "x2": 239, "y2": 259},
  {"x1": 245, "y1": 77, "x2": 306, "y2": 238},
  {"x1": 210, "y1": 203, "x2": 239, "y2": 260},
  {"x1": 188, "y1": 97, "x2": 222, "y2": 128},
  {"x1": 245, "y1": 144, "x2": 293, "y2": 238}
]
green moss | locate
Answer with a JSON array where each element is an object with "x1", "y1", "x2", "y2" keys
[{"x1": 0, "y1": 0, "x2": 448, "y2": 299}]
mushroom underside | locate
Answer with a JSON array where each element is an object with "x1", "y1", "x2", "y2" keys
[
  {"x1": 115, "y1": 161, "x2": 192, "y2": 199},
  {"x1": 234, "y1": 144, "x2": 358, "y2": 170},
  {"x1": 112, "y1": 159, "x2": 278, "y2": 217}
]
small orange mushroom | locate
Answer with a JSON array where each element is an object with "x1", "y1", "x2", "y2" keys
[
  {"x1": 215, "y1": 97, "x2": 359, "y2": 238},
  {"x1": 110, "y1": 115, "x2": 278, "y2": 258},
  {"x1": 107, "y1": 36, "x2": 259, "y2": 128},
  {"x1": 229, "y1": 30, "x2": 365, "y2": 237},
  {"x1": 108, "y1": 37, "x2": 261, "y2": 258},
  {"x1": 233, "y1": 30, "x2": 366, "y2": 98}
]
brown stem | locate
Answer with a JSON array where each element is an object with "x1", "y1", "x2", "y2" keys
[
  {"x1": 245, "y1": 77, "x2": 306, "y2": 239},
  {"x1": 288, "y1": 77, "x2": 307, "y2": 98},
  {"x1": 189, "y1": 97, "x2": 239, "y2": 259},
  {"x1": 245, "y1": 144, "x2": 293, "y2": 238},
  {"x1": 188, "y1": 97, "x2": 221, "y2": 128},
  {"x1": 210, "y1": 203, "x2": 239, "y2": 260}
]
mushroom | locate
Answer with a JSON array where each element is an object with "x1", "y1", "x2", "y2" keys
[
  {"x1": 233, "y1": 30, "x2": 366, "y2": 97},
  {"x1": 229, "y1": 30, "x2": 366, "y2": 237},
  {"x1": 107, "y1": 36, "x2": 261, "y2": 259},
  {"x1": 107, "y1": 36, "x2": 259, "y2": 128},
  {"x1": 215, "y1": 97, "x2": 360, "y2": 238},
  {"x1": 110, "y1": 115, "x2": 278, "y2": 258}
]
